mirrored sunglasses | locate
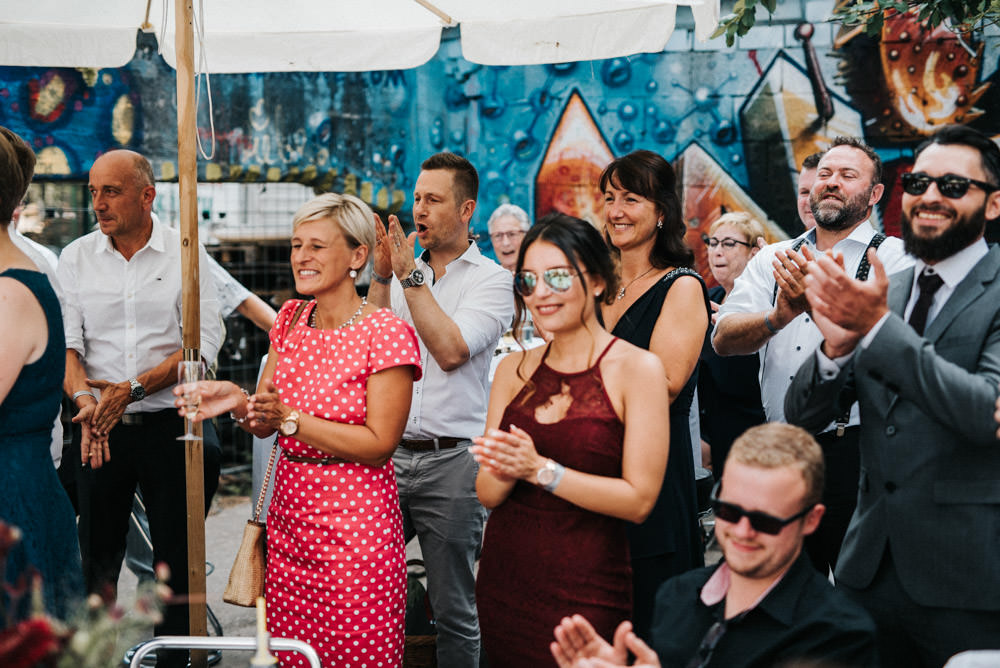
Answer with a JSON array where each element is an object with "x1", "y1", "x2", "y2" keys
[
  {"x1": 513, "y1": 268, "x2": 578, "y2": 296},
  {"x1": 901, "y1": 171, "x2": 999, "y2": 200},
  {"x1": 710, "y1": 481, "x2": 812, "y2": 535}
]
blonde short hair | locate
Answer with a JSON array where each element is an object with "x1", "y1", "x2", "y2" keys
[
  {"x1": 709, "y1": 211, "x2": 766, "y2": 247},
  {"x1": 291, "y1": 193, "x2": 376, "y2": 257},
  {"x1": 727, "y1": 423, "x2": 825, "y2": 508}
]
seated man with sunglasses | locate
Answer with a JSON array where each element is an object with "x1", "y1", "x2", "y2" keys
[
  {"x1": 713, "y1": 137, "x2": 912, "y2": 578},
  {"x1": 551, "y1": 422, "x2": 877, "y2": 668},
  {"x1": 785, "y1": 124, "x2": 1000, "y2": 667}
]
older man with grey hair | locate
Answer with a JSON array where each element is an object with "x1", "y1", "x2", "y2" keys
[{"x1": 486, "y1": 202, "x2": 530, "y2": 272}]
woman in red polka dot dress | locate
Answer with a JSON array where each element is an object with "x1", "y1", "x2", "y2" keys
[{"x1": 175, "y1": 193, "x2": 421, "y2": 667}]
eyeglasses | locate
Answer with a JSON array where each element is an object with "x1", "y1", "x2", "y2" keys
[
  {"x1": 490, "y1": 230, "x2": 526, "y2": 242},
  {"x1": 513, "y1": 267, "x2": 579, "y2": 296},
  {"x1": 709, "y1": 481, "x2": 812, "y2": 535},
  {"x1": 701, "y1": 234, "x2": 752, "y2": 250},
  {"x1": 901, "y1": 171, "x2": 999, "y2": 199}
]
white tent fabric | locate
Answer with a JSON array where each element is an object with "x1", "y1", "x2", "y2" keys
[{"x1": 0, "y1": 0, "x2": 719, "y2": 71}]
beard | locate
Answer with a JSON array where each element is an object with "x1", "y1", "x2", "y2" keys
[
  {"x1": 810, "y1": 186, "x2": 873, "y2": 231},
  {"x1": 902, "y1": 202, "x2": 986, "y2": 262}
]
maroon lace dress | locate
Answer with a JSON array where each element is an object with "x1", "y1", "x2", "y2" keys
[{"x1": 476, "y1": 340, "x2": 631, "y2": 667}]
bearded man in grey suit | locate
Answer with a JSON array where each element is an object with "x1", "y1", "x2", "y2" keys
[{"x1": 784, "y1": 124, "x2": 1000, "y2": 668}]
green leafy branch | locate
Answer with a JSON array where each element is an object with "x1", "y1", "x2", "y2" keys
[{"x1": 711, "y1": 1, "x2": 1000, "y2": 46}]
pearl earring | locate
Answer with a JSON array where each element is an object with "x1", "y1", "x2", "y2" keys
[{"x1": 349, "y1": 269, "x2": 358, "y2": 279}]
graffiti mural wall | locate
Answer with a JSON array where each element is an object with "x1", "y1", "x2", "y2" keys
[{"x1": 1, "y1": 9, "x2": 998, "y2": 285}]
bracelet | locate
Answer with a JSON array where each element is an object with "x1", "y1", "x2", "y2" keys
[
  {"x1": 230, "y1": 387, "x2": 251, "y2": 424},
  {"x1": 371, "y1": 271, "x2": 392, "y2": 285},
  {"x1": 72, "y1": 390, "x2": 97, "y2": 402},
  {"x1": 764, "y1": 313, "x2": 779, "y2": 334}
]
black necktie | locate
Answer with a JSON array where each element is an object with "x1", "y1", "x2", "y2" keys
[{"x1": 908, "y1": 269, "x2": 944, "y2": 336}]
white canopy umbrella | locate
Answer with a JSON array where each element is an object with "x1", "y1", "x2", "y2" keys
[
  {"x1": 0, "y1": 0, "x2": 718, "y2": 658},
  {"x1": 1, "y1": 0, "x2": 719, "y2": 71}
]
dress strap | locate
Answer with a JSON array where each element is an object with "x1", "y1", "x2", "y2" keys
[{"x1": 593, "y1": 337, "x2": 619, "y2": 366}]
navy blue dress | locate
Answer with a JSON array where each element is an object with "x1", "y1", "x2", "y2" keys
[
  {"x1": 607, "y1": 268, "x2": 707, "y2": 640},
  {"x1": 0, "y1": 269, "x2": 83, "y2": 621}
]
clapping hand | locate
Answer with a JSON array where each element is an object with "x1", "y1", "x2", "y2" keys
[
  {"x1": 470, "y1": 425, "x2": 542, "y2": 482},
  {"x1": 551, "y1": 616, "x2": 660, "y2": 668}
]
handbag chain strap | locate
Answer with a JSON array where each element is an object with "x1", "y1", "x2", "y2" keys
[{"x1": 249, "y1": 299, "x2": 310, "y2": 524}]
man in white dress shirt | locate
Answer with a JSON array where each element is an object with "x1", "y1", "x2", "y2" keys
[
  {"x1": 712, "y1": 137, "x2": 912, "y2": 576},
  {"x1": 58, "y1": 150, "x2": 221, "y2": 667},
  {"x1": 370, "y1": 152, "x2": 513, "y2": 667}
]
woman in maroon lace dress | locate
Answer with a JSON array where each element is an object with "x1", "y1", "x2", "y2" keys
[{"x1": 471, "y1": 214, "x2": 671, "y2": 667}]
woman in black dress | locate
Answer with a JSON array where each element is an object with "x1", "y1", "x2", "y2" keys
[{"x1": 598, "y1": 150, "x2": 709, "y2": 639}]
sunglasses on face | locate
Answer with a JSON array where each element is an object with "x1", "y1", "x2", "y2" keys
[
  {"x1": 901, "y1": 171, "x2": 999, "y2": 199},
  {"x1": 701, "y1": 234, "x2": 752, "y2": 250},
  {"x1": 513, "y1": 267, "x2": 579, "y2": 296},
  {"x1": 709, "y1": 481, "x2": 812, "y2": 535}
]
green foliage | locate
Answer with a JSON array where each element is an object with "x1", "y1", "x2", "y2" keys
[{"x1": 710, "y1": 1, "x2": 1000, "y2": 46}]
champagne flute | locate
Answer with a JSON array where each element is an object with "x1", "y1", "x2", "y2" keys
[{"x1": 177, "y1": 360, "x2": 206, "y2": 441}]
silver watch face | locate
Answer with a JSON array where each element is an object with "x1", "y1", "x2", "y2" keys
[
  {"x1": 537, "y1": 464, "x2": 555, "y2": 486},
  {"x1": 280, "y1": 419, "x2": 296, "y2": 436},
  {"x1": 129, "y1": 379, "x2": 145, "y2": 401},
  {"x1": 405, "y1": 269, "x2": 425, "y2": 287}
]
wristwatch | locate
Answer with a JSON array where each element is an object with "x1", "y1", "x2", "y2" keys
[
  {"x1": 399, "y1": 268, "x2": 425, "y2": 289},
  {"x1": 536, "y1": 459, "x2": 565, "y2": 492},
  {"x1": 279, "y1": 409, "x2": 301, "y2": 437},
  {"x1": 128, "y1": 378, "x2": 146, "y2": 402}
]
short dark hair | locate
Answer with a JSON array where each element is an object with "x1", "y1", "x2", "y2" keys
[
  {"x1": 421, "y1": 152, "x2": 479, "y2": 204},
  {"x1": 801, "y1": 152, "x2": 823, "y2": 170},
  {"x1": 915, "y1": 124, "x2": 1000, "y2": 187},
  {"x1": 0, "y1": 126, "x2": 34, "y2": 226},
  {"x1": 599, "y1": 150, "x2": 694, "y2": 269},
  {"x1": 828, "y1": 136, "x2": 882, "y2": 186}
]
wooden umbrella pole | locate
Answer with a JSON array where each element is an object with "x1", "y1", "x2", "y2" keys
[{"x1": 175, "y1": 0, "x2": 207, "y2": 665}]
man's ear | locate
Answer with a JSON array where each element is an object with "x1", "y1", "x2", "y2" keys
[
  {"x1": 801, "y1": 504, "x2": 825, "y2": 536},
  {"x1": 868, "y1": 182, "x2": 885, "y2": 207},
  {"x1": 459, "y1": 199, "x2": 476, "y2": 225},
  {"x1": 985, "y1": 190, "x2": 1000, "y2": 222}
]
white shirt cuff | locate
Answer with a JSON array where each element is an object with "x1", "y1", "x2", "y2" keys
[{"x1": 816, "y1": 347, "x2": 853, "y2": 379}]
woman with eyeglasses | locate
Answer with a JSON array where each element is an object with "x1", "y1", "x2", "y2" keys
[
  {"x1": 598, "y1": 150, "x2": 710, "y2": 640},
  {"x1": 697, "y1": 212, "x2": 767, "y2": 476},
  {"x1": 471, "y1": 213, "x2": 670, "y2": 667}
]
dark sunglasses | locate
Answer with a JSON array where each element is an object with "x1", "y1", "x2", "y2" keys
[
  {"x1": 901, "y1": 171, "x2": 999, "y2": 199},
  {"x1": 709, "y1": 481, "x2": 812, "y2": 535},
  {"x1": 513, "y1": 267, "x2": 579, "y2": 296},
  {"x1": 701, "y1": 234, "x2": 752, "y2": 250}
]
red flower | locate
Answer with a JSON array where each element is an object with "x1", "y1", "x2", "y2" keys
[{"x1": 0, "y1": 617, "x2": 62, "y2": 668}]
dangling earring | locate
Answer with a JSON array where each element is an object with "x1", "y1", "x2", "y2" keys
[
  {"x1": 656, "y1": 219, "x2": 663, "y2": 229},
  {"x1": 349, "y1": 268, "x2": 358, "y2": 279},
  {"x1": 594, "y1": 291, "x2": 602, "y2": 298}
]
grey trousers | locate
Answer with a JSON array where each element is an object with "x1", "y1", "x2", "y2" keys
[{"x1": 394, "y1": 442, "x2": 485, "y2": 668}]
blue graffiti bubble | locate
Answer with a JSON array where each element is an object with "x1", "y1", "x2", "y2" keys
[
  {"x1": 430, "y1": 128, "x2": 444, "y2": 149},
  {"x1": 617, "y1": 102, "x2": 638, "y2": 122},
  {"x1": 598, "y1": 102, "x2": 608, "y2": 115},
  {"x1": 653, "y1": 120, "x2": 676, "y2": 144},
  {"x1": 486, "y1": 174, "x2": 507, "y2": 199},
  {"x1": 646, "y1": 80, "x2": 658, "y2": 93},
  {"x1": 614, "y1": 129, "x2": 634, "y2": 153},
  {"x1": 645, "y1": 104, "x2": 657, "y2": 118},
  {"x1": 450, "y1": 129, "x2": 465, "y2": 144},
  {"x1": 481, "y1": 94, "x2": 507, "y2": 119},
  {"x1": 601, "y1": 58, "x2": 632, "y2": 88},
  {"x1": 711, "y1": 120, "x2": 737, "y2": 146},
  {"x1": 546, "y1": 63, "x2": 577, "y2": 76},
  {"x1": 693, "y1": 86, "x2": 715, "y2": 112},
  {"x1": 528, "y1": 88, "x2": 553, "y2": 114},
  {"x1": 512, "y1": 129, "x2": 540, "y2": 162},
  {"x1": 731, "y1": 153, "x2": 742, "y2": 165}
]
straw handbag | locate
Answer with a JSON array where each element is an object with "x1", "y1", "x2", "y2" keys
[{"x1": 224, "y1": 438, "x2": 277, "y2": 606}]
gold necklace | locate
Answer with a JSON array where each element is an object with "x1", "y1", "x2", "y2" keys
[
  {"x1": 617, "y1": 266, "x2": 656, "y2": 301},
  {"x1": 310, "y1": 297, "x2": 367, "y2": 329}
]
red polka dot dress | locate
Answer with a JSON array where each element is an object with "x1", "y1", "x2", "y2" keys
[{"x1": 266, "y1": 299, "x2": 422, "y2": 667}]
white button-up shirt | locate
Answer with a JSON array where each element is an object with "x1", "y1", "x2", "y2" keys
[
  {"x1": 390, "y1": 242, "x2": 513, "y2": 439},
  {"x1": 716, "y1": 221, "x2": 912, "y2": 426},
  {"x1": 57, "y1": 218, "x2": 221, "y2": 412}
]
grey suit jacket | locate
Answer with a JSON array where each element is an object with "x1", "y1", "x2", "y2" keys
[{"x1": 785, "y1": 244, "x2": 1000, "y2": 611}]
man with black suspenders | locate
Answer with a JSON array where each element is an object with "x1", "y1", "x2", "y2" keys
[{"x1": 712, "y1": 137, "x2": 912, "y2": 576}]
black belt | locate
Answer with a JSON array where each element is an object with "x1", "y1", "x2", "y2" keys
[
  {"x1": 399, "y1": 437, "x2": 466, "y2": 452},
  {"x1": 284, "y1": 453, "x2": 348, "y2": 465},
  {"x1": 120, "y1": 409, "x2": 179, "y2": 426}
]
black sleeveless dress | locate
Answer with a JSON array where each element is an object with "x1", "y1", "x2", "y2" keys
[
  {"x1": 477, "y1": 339, "x2": 631, "y2": 667},
  {"x1": 608, "y1": 268, "x2": 708, "y2": 639}
]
